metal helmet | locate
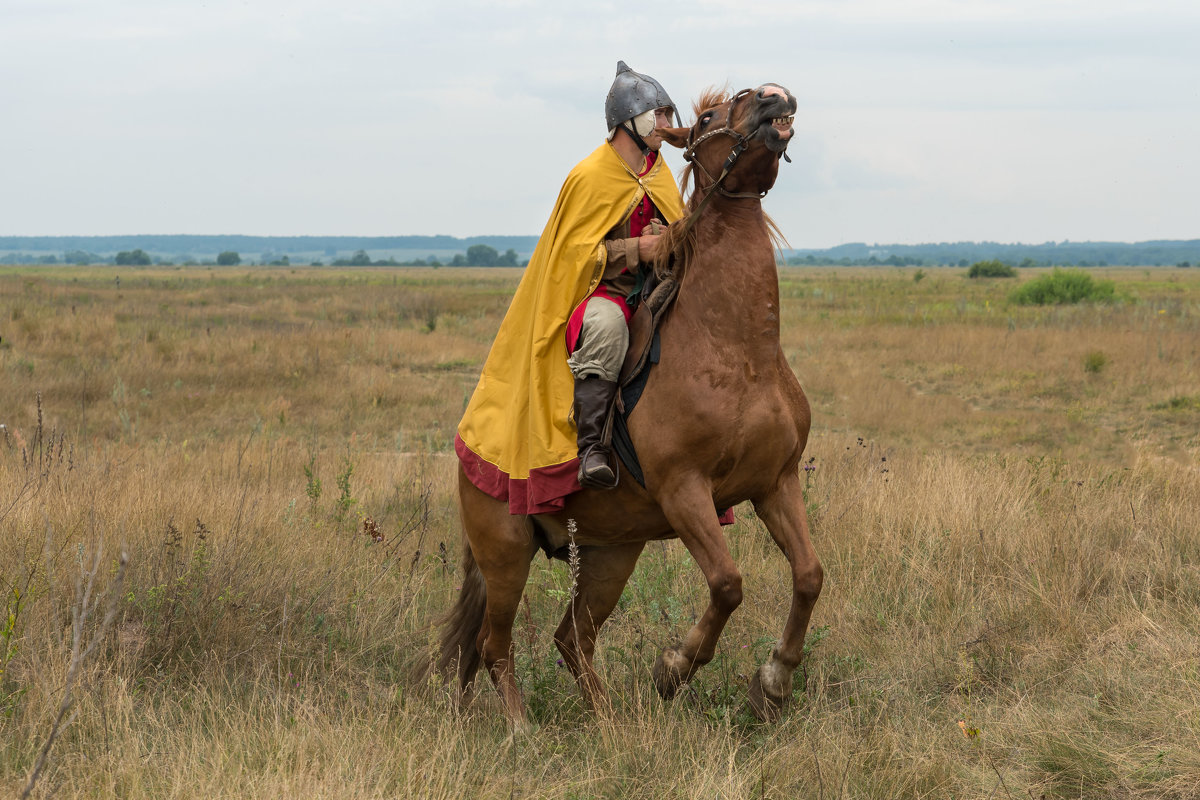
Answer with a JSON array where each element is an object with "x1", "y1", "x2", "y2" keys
[{"x1": 604, "y1": 61, "x2": 679, "y2": 132}]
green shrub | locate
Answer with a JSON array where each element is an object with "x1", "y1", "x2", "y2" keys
[
  {"x1": 1009, "y1": 268, "x2": 1116, "y2": 305},
  {"x1": 1083, "y1": 351, "x2": 1108, "y2": 373},
  {"x1": 1150, "y1": 394, "x2": 1200, "y2": 411},
  {"x1": 967, "y1": 260, "x2": 1017, "y2": 278}
]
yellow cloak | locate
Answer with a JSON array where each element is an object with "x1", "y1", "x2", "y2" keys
[{"x1": 455, "y1": 141, "x2": 684, "y2": 514}]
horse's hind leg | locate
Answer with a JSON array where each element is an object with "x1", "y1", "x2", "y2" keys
[
  {"x1": 476, "y1": 542, "x2": 536, "y2": 724},
  {"x1": 553, "y1": 541, "x2": 645, "y2": 713},
  {"x1": 749, "y1": 471, "x2": 823, "y2": 721},
  {"x1": 651, "y1": 480, "x2": 745, "y2": 699},
  {"x1": 457, "y1": 467, "x2": 538, "y2": 724}
]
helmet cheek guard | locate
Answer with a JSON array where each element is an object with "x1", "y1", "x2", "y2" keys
[{"x1": 629, "y1": 108, "x2": 657, "y2": 138}]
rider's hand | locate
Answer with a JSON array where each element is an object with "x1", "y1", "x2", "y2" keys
[
  {"x1": 638, "y1": 234, "x2": 661, "y2": 262},
  {"x1": 638, "y1": 219, "x2": 666, "y2": 261}
]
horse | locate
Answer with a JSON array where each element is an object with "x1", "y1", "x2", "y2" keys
[{"x1": 438, "y1": 82, "x2": 822, "y2": 724}]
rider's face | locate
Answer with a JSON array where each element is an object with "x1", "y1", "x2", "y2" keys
[{"x1": 643, "y1": 107, "x2": 673, "y2": 151}]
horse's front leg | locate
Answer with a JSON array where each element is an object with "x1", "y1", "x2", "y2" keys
[
  {"x1": 748, "y1": 471, "x2": 823, "y2": 721},
  {"x1": 651, "y1": 479, "x2": 744, "y2": 699},
  {"x1": 553, "y1": 541, "x2": 645, "y2": 713}
]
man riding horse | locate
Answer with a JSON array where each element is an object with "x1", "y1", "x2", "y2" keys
[
  {"x1": 455, "y1": 62, "x2": 685, "y2": 511},
  {"x1": 443, "y1": 73, "x2": 817, "y2": 724}
]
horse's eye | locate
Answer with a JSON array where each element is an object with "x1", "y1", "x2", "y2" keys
[{"x1": 699, "y1": 113, "x2": 713, "y2": 128}]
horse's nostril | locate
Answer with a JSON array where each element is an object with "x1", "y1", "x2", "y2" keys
[{"x1": 759, "y1": 85, "x2": 787, "y2": 100}]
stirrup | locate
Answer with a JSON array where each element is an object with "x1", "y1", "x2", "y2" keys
[{"x1": 578, "y1": 445, "x2": 618, "y2": 490}]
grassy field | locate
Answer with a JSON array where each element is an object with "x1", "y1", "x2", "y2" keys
[{"x1": 2, "y1": 264, "x2": 1199, "y2": 798}]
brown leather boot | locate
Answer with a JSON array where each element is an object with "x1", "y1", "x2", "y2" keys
[{"x1": 574, "y1": 376, "x2": 619, "y2": 489}]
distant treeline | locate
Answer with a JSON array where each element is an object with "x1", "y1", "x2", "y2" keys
[
  {"x1": 2, "y1": 235, "x2": 1198, "y2": 267},
  {"x1": 0, "y1": 245, "x2": 526, "y2": 268},
  {"x1": 327, "y1": 246, "x2": 523, "y2": 267},
  {"x1": 0, "y1": 234, "x2": 538, "y2": 256},
  {"x1": 784, "y1": 240, "x2": 1200, "y2": 268},
  {"x1": 0, "y1": 235, "x2": 537, "y2": 267}
]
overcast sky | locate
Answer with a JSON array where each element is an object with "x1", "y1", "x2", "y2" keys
[{"x1": 2, "y1": 0, "x2": 1197, "y2": 248}]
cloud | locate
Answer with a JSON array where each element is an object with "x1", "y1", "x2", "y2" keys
[{"x1": 1, "y1": 0, "x2": 1198, "y2": 244}]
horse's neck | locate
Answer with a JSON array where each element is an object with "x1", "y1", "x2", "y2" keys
[{"x1": 675, "y1": 201, "x2": 781, "y2": 356}]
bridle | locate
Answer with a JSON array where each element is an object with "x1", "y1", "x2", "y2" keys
[
  {"x1": 669, "y1": 88, "x2": 792, "y2": 252},
  {"x1": 682, "y1": 88, "x2": 764, "y2": 203}
]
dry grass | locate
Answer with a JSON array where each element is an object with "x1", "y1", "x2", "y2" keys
[{"x1": 2, "y1": 265, "x2": 1199, "y2": 798}]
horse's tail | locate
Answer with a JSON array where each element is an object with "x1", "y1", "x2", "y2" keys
[{"x1": 436, "y1": 531, "x2": 486, "y2": 699}]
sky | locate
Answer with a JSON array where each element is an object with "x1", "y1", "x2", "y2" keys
[{"x1": 2, "y1": 0, "x2": 1197, "y2": 249}]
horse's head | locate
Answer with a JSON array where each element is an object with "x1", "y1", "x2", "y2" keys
[{"x1": 660, "y1": 84, "x2": 797, "y2": 198}]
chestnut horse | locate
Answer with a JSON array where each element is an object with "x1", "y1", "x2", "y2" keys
[{"x1": 439, "y1": 83, "x2": 821, "y2": 723}]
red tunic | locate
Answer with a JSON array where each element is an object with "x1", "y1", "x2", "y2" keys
[{"x1": 565, "y1": 152, "x2": 660, "y2": 353}]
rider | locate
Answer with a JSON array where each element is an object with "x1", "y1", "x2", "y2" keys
[{"x1": 455, "y1": 62, "x2": 685, "y2": 513}]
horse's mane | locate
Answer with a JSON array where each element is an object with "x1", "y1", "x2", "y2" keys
[{"x1": 654, "y1": 87, "x2": 786, "y2": 279}]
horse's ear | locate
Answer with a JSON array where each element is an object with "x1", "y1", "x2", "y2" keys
[{"x1": 658, "y1": 127, "x2": 690, "y2": 149}]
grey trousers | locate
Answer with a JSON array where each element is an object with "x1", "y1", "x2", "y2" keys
[{"x1": 567, "y1": 297, "x2": 628, "y2": 382}]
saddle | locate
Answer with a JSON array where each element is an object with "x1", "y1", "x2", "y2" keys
[
  {"x1": 603, "y1": 272, "x2": 680, "y2": 488},
  {"x1": 619, "y1": 271, "x2": 678, "y2": 387}
]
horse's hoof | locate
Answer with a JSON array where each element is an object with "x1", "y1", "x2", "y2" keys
[
  {"x1": 652, "y1": 648, "x2": 689, "y2": 699},
  {"x1": 452, "y1": 679, "x2": 477, "y2": 711},
  {"x1": 748, "y1": 662, "x2": 793, "y2": 723},
  {"x1": 506, "y1": 718, "x2": 538, "y2": 739},
  {"x1": 578, "y1": 678, "x2": 613, "y2": 717}
]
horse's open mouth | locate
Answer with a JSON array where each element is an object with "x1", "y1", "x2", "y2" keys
[
  {"x1": 747, "y1": 87, "x2": 797, "y2": 153},
  {"x1": 759, "y1": 116, "x2": 795, "y2": 153}
]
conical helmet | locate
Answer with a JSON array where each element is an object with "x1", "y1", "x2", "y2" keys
[{"x1": 604, "y1": 61, "x2": 679, "y2": 131}]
